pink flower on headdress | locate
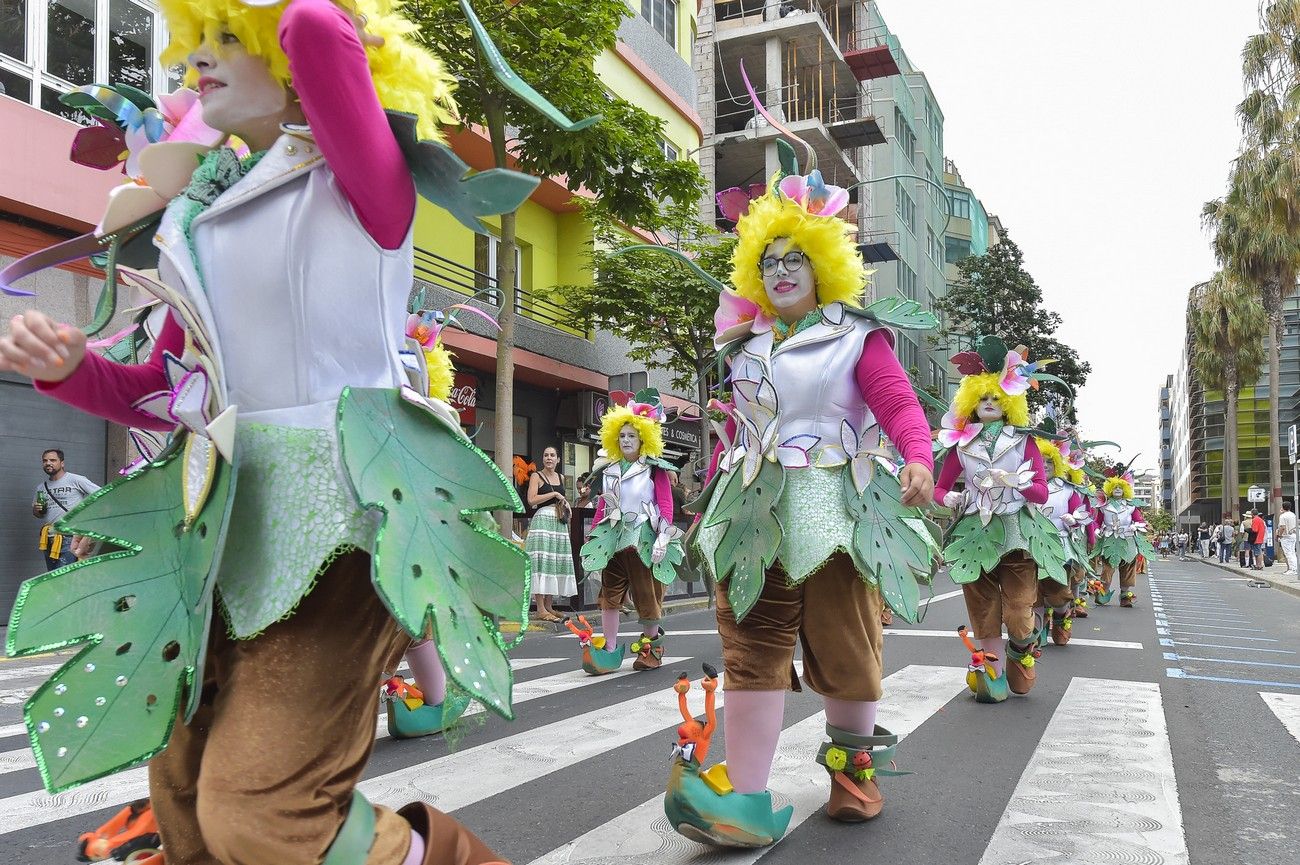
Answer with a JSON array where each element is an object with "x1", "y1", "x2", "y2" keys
[
  {"x1": 628, "y1": 401, "x2": 663, "y2": 421},
  {"x1": 716, "y1": 183, "x2": 768, "y2": 224},
  {"x1": 937, "y1": 410, "x2": 983, "y2": 449},
  {"x1": 777, "y1": 170, "x2": 849, "y2": 217},
  {"x1": 714, "y1": 288, "x2": 776, "y2": 348},
  {"x1": 999, "y1": 350, "x2": 1032, "y2": 396},
  {"x1": 406, "y1": 311, "x2": 441, "y2": 348}
]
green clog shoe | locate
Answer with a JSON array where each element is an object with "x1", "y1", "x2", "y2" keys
[
  {"x1": 664, "y1": 758, "x2": 793, "y2": 848},
  {"x1": 386, "y1": 692, "x2": 471, "y2": 740}
]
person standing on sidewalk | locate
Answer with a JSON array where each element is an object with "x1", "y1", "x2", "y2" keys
[
  {"x1": 1278, "y1": 503, "x2": 1297, "y2": 576},
  {"x1": 31, "y1": 449, "x2": 99, "y2": 571},
  {"x1": 1219, "y1": 518, "x2": 1236, "y2": 563},
  {"x1": 1250, "y1": 510, "x2": 1268, "y2": 569},
  {"x1": 1197, "y1": 523, "x2": 1211, "y2": 558}
]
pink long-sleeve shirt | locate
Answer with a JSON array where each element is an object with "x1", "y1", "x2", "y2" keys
[
  {"x1": 38, "y1": 0, "x2": 414, "y2": 419},
  {"x1": 591, "y1": 466, "x2": 675, "y2": 525},
  {"x1": 932, "y1": 435, "x2": 1049, "y2": 507},
  {"x1": 705, "y1": 328, "x2": 934, "y2": 483}
]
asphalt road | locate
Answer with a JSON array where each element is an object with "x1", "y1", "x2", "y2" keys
[{"x1": 0, "y1": 557, "x2": 1297, "y2": 864}]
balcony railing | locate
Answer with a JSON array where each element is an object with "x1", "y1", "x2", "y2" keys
[
  {"x1": 410, "y1": 246, "x2": 588, "y2": 338},
  {"x1": 715, "y1": 81, "x2": 865, "y2": 136}
]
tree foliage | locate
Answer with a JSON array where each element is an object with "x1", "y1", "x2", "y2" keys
[
  {"x1": 1146, "y1": 509, "x2": 1174, "y2": 535},
  {"x1": 561, "y1": 203, "x2": 732, "y2": 395},
  {"x1": 935, "y1": 235, "x2": 1091, "y2": 419},
  {"x1": 408, "y1": 0, "x2": 705, "y2": 229}
]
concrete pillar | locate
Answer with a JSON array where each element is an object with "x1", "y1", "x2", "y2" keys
[
  {"x1": 764, "y1": 34, "x2": 783, "y2": 178},
  {"x1": 695, "y1": 0, "x2": 718, "y2": 223}
]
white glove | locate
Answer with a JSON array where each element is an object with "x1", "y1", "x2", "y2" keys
[
  {"x1": 651, "y1": 532, "x2": 670, "y2": 564},
  {"x1": 943, "y1": 490, "x2": 963, "y2": 509}
]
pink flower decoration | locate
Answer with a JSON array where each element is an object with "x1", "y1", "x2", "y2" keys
[
  {"x1": 777, "y1": 170, "x2": 849, "y2": 217},
  {"x1": 937, "y1": 410, "x2": 982, "y2": 448},
  {"x1": 157, "y1": 88, "x2": 223, "y2": 147},
  {"x1": 999, "y1": 350, "x2": 1031, "y2": 396},
  {"x1": 713, "y1": 288, "x2": 776, "y2": 348},
  {"x1": 405, "y1": 312, "x2": 440, "y2": 348}
]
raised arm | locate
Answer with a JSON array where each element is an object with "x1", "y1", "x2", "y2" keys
[
  {"x1": 855, "y1": 329, "x2": 934, "y2": 471},
  {"x1": 278, "y1": 0, "x2": 415, "y2": 250}
]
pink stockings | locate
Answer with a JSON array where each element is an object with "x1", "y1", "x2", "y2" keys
[
  {"x1": 979, "y1": 637, "x2": 1006, "y2": 677},
  {"x1": 405, "y1": 639, "x2": 446, "y2": 705},
  {"x1": 724, "y1": 691, "x2": 880, "y2": 794},
  {"x1": 600, "y1": 609, "x2": 657, "y2": 647},
  {"x1": 402, "y1": 830, "x2": 425, "y2": 865}
]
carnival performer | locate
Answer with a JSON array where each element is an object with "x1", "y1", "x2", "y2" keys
[
  {"x1": 1093, "y1": 467, "x2": 1154, "y2": 608},
  {"x1": 575, "y1": 390, "x2": 684, "y2": 674},
  {"x1": 933, "y1": 337, "x2": 1067, "y2": 703},
  {"x1": 0, "y1": 0, "x2": 557, "y2": 861},
  {"x1": 663, "y1": 168, "x2": 939, "y2": 848},
  {"x1": 1031, "y1": 436, "x2": 1093, "y2": 647}
]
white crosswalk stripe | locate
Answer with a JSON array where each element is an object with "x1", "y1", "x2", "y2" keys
[
  {"x1": 526, "y1": 664, "x2": 967, "y2": 865},
  {"x1": 978, "y1": 677, "x2": 1188, "y2": 865},
  {"x1": 1261, "y1": 692, "x2": 1300, "y2": 746}
]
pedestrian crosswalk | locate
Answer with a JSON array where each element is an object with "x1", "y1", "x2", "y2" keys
[{"x1": 1, "y1": 629, "x2": 1299, "y2": 863}]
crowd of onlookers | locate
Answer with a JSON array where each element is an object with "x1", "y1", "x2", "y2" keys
[{"x1": 1151, "y1": 504, "x2": 1298, "y2": 577}]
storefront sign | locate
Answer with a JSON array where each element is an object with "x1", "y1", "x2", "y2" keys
[
  {"x1": 663, "y1": 419, "x2": 702, "y2": 451},
  {"x1": 449, "y1": 372, "x2": 478, "y2": 425}
]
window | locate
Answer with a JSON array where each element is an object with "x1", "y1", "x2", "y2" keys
[
  {"x1": 947, "y1": 190, "x2": 971, "y2": 219},
  {"x1": 893, "y1": 107, "x2": 916, "y2": 166},
  {"x1": 945, "y1": 235, "x2": 971, "y2": 264},
  {"x1": 475, "y1": 233, "x2": 523, "y2": 306},
  {"x1": 0, "y1": 0, "x2": 164, "y2": 116},
  {"x1": 926, "y1": 228, "x2": 940, "y2": 263},
  {"x1": 641, "y1": 0, "x2": 677, "y2": 48},
  {"x1": 896, "y1": 261, "x2": 917, "y2": 301},
  {"x1": 660, "y1": 138, "x2": 678, "y2": 161},
  {"x1": 897, "y1": 335, "x2": 919, "y2": 373},
  {"x1": 925, "y1": 99, "x2": 943, "y2": 151},
  {"x1": 895, "y1": 180, "x2": 916, "y2": 234}
]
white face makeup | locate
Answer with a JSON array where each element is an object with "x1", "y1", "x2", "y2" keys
[
  {"x1": 618, "y1": 424, "x2": 642, "y2": 460},
  {"x1": 189, "y1": 32, "x2": 302, "y2": 148},
  {"x1": 761, "y1": 237, "x2": 817, "y2": 320},
  {"x1": 975, "y1": 394, "x2": 1005, "y2": 422}
]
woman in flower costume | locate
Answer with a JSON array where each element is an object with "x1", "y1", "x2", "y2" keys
[
  {"x1": 1031, "y1": 435, "x2": 1094, "y2": 647},
  {"x1": 576, "y1": 390, "x2": 685, "y2": 674},
  {"x1": 0, "y1": 0, "x2": 600, "y2": 859},
  {"x1": 665, "y1": 168, "x2": 939, "y2": 848},
  {"x1": 1092, "y1": 467, "x2": 1153, "y2": 608},
  {"x1": 933, "y1": 337, "x2": 1067, "y2": 703}
]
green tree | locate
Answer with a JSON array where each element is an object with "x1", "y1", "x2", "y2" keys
[
  {"x1": 408, "y1": 0, "x2": 706, "y2": 522},
  {"x1": 1146, "y1": 509, "x2": 1174, "y2": 535},
  {"x1": 935, "y1": 236, "x2": 1091, "y2": 418},
  {"x1": 559, "y1": 202, "x2": 734, "y2": 464},
  {"x1": 1204, "y1": 0, "x2": 1300, "y2": 520},
  {"x1": 1188, "y1": 273, "x2": 1269, "y2": 516}
]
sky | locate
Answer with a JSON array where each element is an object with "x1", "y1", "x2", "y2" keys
[{"x1": 874, "y1": 0, "x2": 1262, "y2": 474}]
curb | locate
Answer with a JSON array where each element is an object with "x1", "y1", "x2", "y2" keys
[
  {"x1": 499, "y1": 596, "x2": 714, "y2": 634},
  {"x1": 1200, "y1": 558, "x2": 1300, "y2": 601}
]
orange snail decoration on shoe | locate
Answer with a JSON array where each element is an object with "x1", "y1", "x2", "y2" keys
[{"x1": 935, "y1": 336, "x2": 1073, "y2": 701}]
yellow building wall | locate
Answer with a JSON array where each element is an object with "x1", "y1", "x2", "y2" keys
[{"x1": 413, "y1": 5, "x2": 699, "y2": 339}]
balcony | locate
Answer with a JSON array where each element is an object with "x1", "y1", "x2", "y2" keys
[{"x1": 410, "y1": 246, "x2": 586, "y2": 338}]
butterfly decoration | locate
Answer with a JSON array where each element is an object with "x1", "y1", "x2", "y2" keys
[{"x1": 715, "y1": 183, "x2": 768, "y2": 224}]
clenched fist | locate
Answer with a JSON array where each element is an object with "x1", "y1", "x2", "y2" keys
[{"x1": 0, "y1": 310, "x2": 86, "y2": 383}]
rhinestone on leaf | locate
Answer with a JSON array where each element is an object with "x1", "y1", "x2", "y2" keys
[
  {"x1": 52, "y1": 707, "x2": 64, "y2": 717},
  {"x1": 76, "y1": 716, "x2": 89, "y2": 728},
  {"x1": 37, "y1": 722, "x2": 49, "y2": 733},
  {"x1": 53, "y1": 684, "x2": 67, "y2": 695},
  {"x1": 115, "y1": 676, "x2": 128, "y2": 687}
]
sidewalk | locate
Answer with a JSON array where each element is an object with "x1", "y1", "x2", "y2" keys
[
  {"x1": 1196, "y1": 555, "x2": 1300, "y2": 601},
  {"x1": 499, "y1": 594, "x2": 712, "y2": 634}
]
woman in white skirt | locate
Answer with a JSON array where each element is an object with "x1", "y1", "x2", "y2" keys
[{"x1": 526, "y1": 446, "x2": 579, "y2": 621}]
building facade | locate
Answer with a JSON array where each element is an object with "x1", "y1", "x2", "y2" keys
[
  {"x1": 0, "y1": 0, "x2": 710, "y2": 614},
  {"x1": 1157, "y1": 374, "x2": 1174, "y2": 512}
]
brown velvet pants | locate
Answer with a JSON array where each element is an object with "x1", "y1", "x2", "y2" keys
[
  {"x1": 715, "y1": 552, "x2": 885, "y2": 702},
  {"x1": 148, "y1": 550, "x2": 414, "y2": 865},
  {"x1": 1099, "y1": 559, "x2": 1138, "y2": 592},
  {"x1": 962, "y1": 551, "x2": 1039, "y2": 643},
  {"x1": 598, "y1": 547, "x2": 665, "y2": 625}
]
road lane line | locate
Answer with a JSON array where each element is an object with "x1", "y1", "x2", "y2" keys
[
  {"x1": 1163, "y1": 640, "x2": 1295, "y2": 654},
  {"x1": 883, "y1": 630, "x2": 1142, "y2": 650},
  {"x1": 1167, "y1": 669, "x2": 1300, "y2": 689},
  {"x1": 1160, "y1": 621, "x2": 1264, "y2": 632},
  {"x1": 1260, "y1": 693, "x2": 1300, "y2": 745},
  {"x1": 978, "y1": 677, "x2": 1188, "y2": 865},
  {"x1": 1163, "y1": 652, "x2": 1300, "y2": 671}
]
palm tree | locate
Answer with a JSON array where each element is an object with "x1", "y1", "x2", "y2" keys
[
  {"x1": 1188, "y1": 274, "x2": 1269, "y2": 516},
  {"x1": 1203, "y1": 0, "x2": 1300, "y2": 520}
]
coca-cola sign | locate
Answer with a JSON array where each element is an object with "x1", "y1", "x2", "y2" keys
[{"x1": 449, "y1": 372, "x2": 478, "y2": 425}]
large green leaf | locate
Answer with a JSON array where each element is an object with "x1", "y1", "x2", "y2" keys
[
  {"x1": 1068, "y1": 531, "x2": 1096, "y2": 576},
  {"x1": 1136, "y1": 533, "x2": 1157, "y2": 559},
  {"x1": 1019, "y1": 508, "x2": 1069, "y2": 585},
  {"x1": 579, "y1": 517, "x2": 639, "y2": 572},
  {"x1": 861, "y1": 295, "x2": 940, "y2": 332},
  {"x1": 636, "y1": 522, "x2": 686, "y2": 584},
  {"x1": 842, "y1": 468, "x2": 937, "y2": 623},
  {"x1": 943, "y1": 516, "x2": 1007, "y2": 584},
  {"x1": 702, "y1": 460, "x2": 785, "y2": 621},
  {"x1": 6, "y1": 444, "x2": 233, "y2": 793},
  {"x1": 1094, "y1": 533, "x2": 1137, "y2": 566},
  {"x1": 337, "y1": 388, "x2": 528, "y2": 720}
]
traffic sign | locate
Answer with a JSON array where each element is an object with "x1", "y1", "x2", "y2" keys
[{"x1": 1248, "y1": 485, "x2": 1267, "y2": 503}]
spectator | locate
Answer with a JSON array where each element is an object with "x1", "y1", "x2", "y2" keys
[
  {"x1": 1197, "y1": 523, "x2": 1211, "y2": 558},
  {"x1": 1158, "y1": 533, "x2": 1171, "y2": 557},
  {"x1": 32, "y1": 448, "x2": 99, "y2": 571},
  {"x1": 1278, "y1": 502, "x2": 1297, "y2": 577},
  {"x1": 1219, "y1": 518, "x2": 1236, "y2": 563},
  {"x1": 1239, "y1": 513, "x2": 1253, "y2": 566},
  {"x1": 574, "y1": 472, "x2": 595, "y2": 510},
  {"x1": 1176, "y1": 530, "x2": 1189, "y2": 559},
  {"x1": 524, "y1": 446, "x2": 578, "y2": 622},
  {"x1": 670, "y1": 474, "x2": 687, "y2": 515},
  {"x1": 1250, "y1": 510, "x2": 1268, "y2": 570}
]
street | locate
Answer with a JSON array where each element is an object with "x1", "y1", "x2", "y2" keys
[{"x1": 1, "y1": 558, "x2": 1298, "y2": 865}]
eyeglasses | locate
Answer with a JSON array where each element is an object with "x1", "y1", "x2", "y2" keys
[{"x1": 759, "y1": 251, "x2": 808, "y2": 276}]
